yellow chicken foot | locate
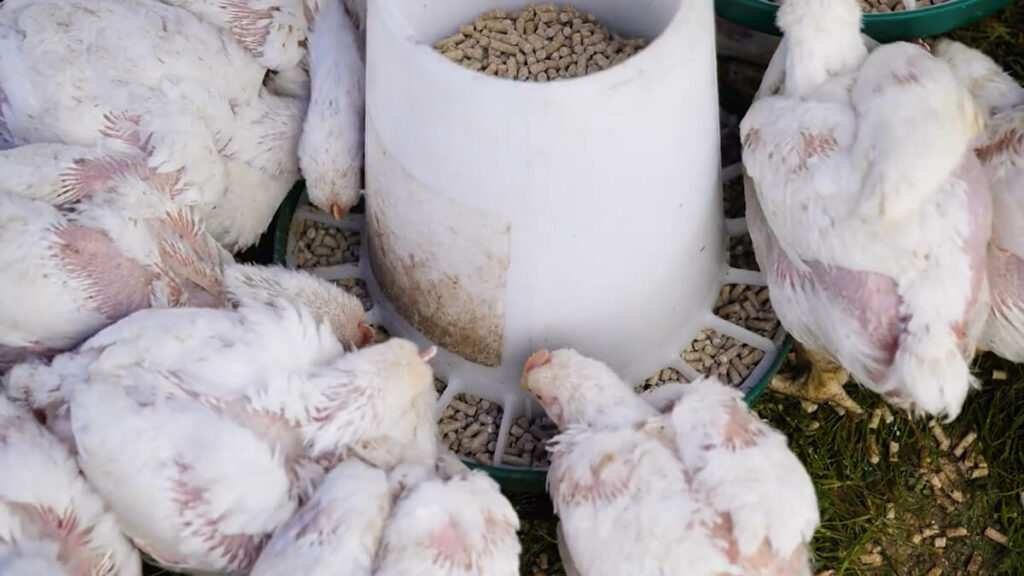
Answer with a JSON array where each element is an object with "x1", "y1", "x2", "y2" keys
[{"x1": 769, "y1": 343, "x2": 864, "y2": 416}]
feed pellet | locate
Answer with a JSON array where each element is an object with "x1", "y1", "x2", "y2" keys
[{"x1": 434, "y1": 4, "x2": 649, "y2": 81}]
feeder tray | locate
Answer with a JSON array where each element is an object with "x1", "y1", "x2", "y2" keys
[
  {"x1": 270, "y1": 174, "x2": 793, "y2": 494},
  {"x1": 715, "y1": 0, "x2": 1013, "y2": 42},
  {"x1": 269, "y1": 0, "x2": 797, "y2": 494}
]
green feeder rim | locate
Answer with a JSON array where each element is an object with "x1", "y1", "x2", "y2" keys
[
  {"x1": 715, "y1": 0, "x2": 1013, "y2": 43},
  {"x1": 269, "y1": 185, "x2": 794, "y2": 494}
]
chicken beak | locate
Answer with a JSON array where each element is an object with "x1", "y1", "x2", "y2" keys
[
  {"x1": 330, "y1": 203, "x2": 347, "y2": 220},
  {"x1": 357, "y1": 323, "x2": 375, "y2": 347},
  {"x1": 419, "y1": 346, "x2": 438, "y2": 362}
]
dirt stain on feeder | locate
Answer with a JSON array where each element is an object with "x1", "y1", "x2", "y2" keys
[{"x1": 365, "y1": 130, "x2": 511, "y2": 366}]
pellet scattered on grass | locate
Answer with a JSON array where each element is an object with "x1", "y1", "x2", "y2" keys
[
  {"x1": 868, "y1": 407, "x2": 882, "y2": 429},
  {"x1": 991, "y1": 368, "x2": 1007, "y2": 381},
  {"x1": 924, "y1": 566, "x2": 942, "y2": 576},
  {"x1": 434, "y1": 4, "x2": 649, "y2": 81},
  {"x1": 885, "y1": 502, "x2": 895, "y2": 519},
  {"x1": 953, "y1": 431, "x2": 977, "y2": 458},
  {"x1": 881, "y1": 405, "x2": 894, "y2": 424},
  {"x1": 857, "y1": 552, "x2": 882, "y2": 567},
  {"x1": 984, "y1": 527, "x2": 1009, "y2": 547},
  {"x1": 800, "y1": 401, "x2": 819, "y2": 414},
  {"x1": 814, "y1": 571, "x2": 836, "y2": 576},
  {"x1": 504, "y1": 415, "x2": 557, "y2": 468},
  {"x1": 439, "y1": 393, "x2": 503, "y2": 465},
  {"x1": 888, "y1": 440, "x2": 900, "y2": 462},
  {"x1": 867, "y1": 435, "x2": 880, "y2": 465},
  {"x1": 293, "y1": 220, "x2": 360, "y2": 268},
  {"x1": 946, "y1": 526, "x2": 968, "y2": 538},
  {"x1": 966, "y1": 553, "x2": 983, "y2": 574},
  {"x1": 929, "y1": 420, "x2": 951, "y2": 451},
  {"x1": 807, "y1": 420, "x2": 821, "y2": 431},
  {"x1": 933, "y1": 536, "x2": 947, "y2": 549}
]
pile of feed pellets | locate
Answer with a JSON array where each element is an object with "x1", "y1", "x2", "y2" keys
[{"x1": 434, "y1": 4, "x2": 648, "y2": 81}]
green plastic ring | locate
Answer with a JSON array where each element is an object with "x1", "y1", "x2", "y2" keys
[{"x1": 715, "y1": 0, "x2": 1012, "y2": 43}]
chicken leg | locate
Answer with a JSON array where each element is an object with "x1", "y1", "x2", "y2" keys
[{"x1": 770, "y1": 343, "x2": 864, "y2": 416}]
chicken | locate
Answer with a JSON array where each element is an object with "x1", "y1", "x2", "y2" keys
[
  {"x1": 252, "y1": 451, "x2": 521, "y2": 576},
  {"x1": 249, "y1": 458, "x2": 391, "y2": 576},
  {"x1": 933, "y1": 39, "x2": 1024, "y2": 363},
  {"x1": 741, "y1": 0, "x2": 991, "y2": 419},
  {"x1": 374, "y1": 451, "x2": 521, "y2": 576},
  {"x1": 522, "y1": 349, "x2": 818, "y2": 576},
  {"x1": 0, "y1": 0, "x2": 364, "y2": 249},
  {"x1": 4, "y1": 301, "x2": 439, "y2": 573},
  {"x1": 5, "y1": 261, "x2": 372, "y2": 452},
  {"x1": 0, "y1": 395, "x2": 141, "y2": 576},
  {"x1": 156, "y1": 0, "x2": 367, "y2": 73},
  {"x1": 0, "y1": 142, "x2": 229, "y2": 372},
  {"x1": 223, "y1": 263, "x2": 374, "y2": 348}
]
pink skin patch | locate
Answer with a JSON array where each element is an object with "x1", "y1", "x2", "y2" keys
[
  {"x1": 552, "y1": 452, "x2": 633, "y2": 507},
  {"x1": 764, "y1": 226, "x2": 903, "y2": 383},
  {"x1": 150, "y1": 211, "x2": 226, "y2": 308},
  {"x1": 976, "y1": 126, "x2": 1023, "y2": 164},
  {"x1": 743, "y1": 129, "x2": 839, "y2": 173},
  {"x1": 6, "y1": 502, "x2": 111, "y2": 576},
  {"x1": 430, "y1": 518, "x2": 475, "y2": 571},
  {"x1": 988, "y1": 246, "x2": 1024, "y2": 327},
  {"x1": 223, "y1": 0, "x2": 278, "y2": 59},
  {"x1": 99, "y1": 112, "x2": 153, "y2": 154},
  {"x1": 171, "y1": 460, "x2": 267, "y2": 571},
  {"x1": 59, "y1": 155, "x2": 186, "y2": 205},
  {"x1": 52, "y1": 225, "x2": 155, "y2": 321},
  {"x1": 952, "y1": 153, "x2": 993, "y2": 348},
  {"x1": 713, "y1": 402, "x2": 766, "y2": 452}
]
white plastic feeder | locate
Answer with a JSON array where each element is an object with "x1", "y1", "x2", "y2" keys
[{"x1": 357, "y1": 0, "x2": 771, "y2": 468}]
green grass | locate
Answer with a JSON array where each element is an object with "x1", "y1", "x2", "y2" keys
[{"x1": 755, "y1": 356, "x2": 1023, "y2": 575}]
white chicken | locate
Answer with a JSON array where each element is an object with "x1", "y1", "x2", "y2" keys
[
  {"x1": 374, "y1": 450, "x2": 521, "y2": 576},
  {"x1": 0, "y1": 142, "x2": 229, "y2": 372},
  {"x1": 0, "y1": 395, "x2": 141, "y2": 576},
  {"x1": 741, "y1": 0, "x2": 991, "y2": 419},
  {"x1": 0, "y1": 0, "x2": 364, "y2": 250},
  {"x1": 5, "y1": 302, "x2": 439, "y2": 573},
  {"x1": 521, "y1": 349, "x2": 819, "y2": 576},
  {"x1": 933, "y1": 39, "x2": 1024, "y2": 363},
  {"x1": 157, "y1": 0, "x2": 368, "y2": 80},
  {"x1": 5, "y1": 260, "x2": 371, "y2": 452},
  {"x1": 249, "y1": 458, "x2": 391, "y2": 576},
  {"x1": 223, "y1": 263, "x2": 375, "y2": 348},
  {"x1": 251, "y1": 451, "x2": 521, "y2": 576}
]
